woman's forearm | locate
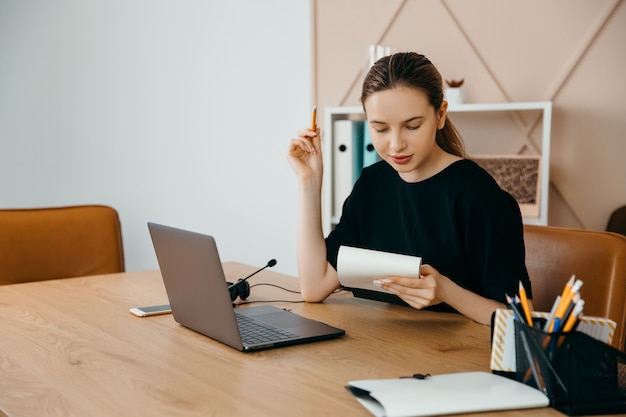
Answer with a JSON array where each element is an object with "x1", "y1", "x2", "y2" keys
[
  {"x1": 437, "y1": 276, "x2": 504, "y2": 325},
  {"x1": 296, "y1": 178, "x2": 340, "y2": 301}
]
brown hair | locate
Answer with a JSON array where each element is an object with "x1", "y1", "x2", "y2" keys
[{"x1": 361, "y1": 52, "x2": 466, "y2": 158}]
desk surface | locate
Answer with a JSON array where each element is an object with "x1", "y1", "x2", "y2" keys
[{"x1": 0, "y1": 263, "x2": 579, "y2": 417}]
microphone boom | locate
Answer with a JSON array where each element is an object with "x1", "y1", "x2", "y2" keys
[{"x1": 227, "y1": 259, "x2": 277, "y2": 302}]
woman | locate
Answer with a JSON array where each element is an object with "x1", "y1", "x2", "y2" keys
[{"x1": 287, "y1": 52, "x2": 531, "y2": 325}]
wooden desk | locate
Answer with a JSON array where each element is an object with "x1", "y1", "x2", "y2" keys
[{"x1": 0, "y1": 263, "x2": 571, "y2": 416}]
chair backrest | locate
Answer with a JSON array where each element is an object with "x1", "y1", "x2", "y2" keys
[
  {"x1": 607, "y1": 205, "x2": 626, "y2": 236},
  {"x1": 0, "y1": 205, "x2": 125, "y2": 285},
  {"x1": 523, "y1": 224, "x2": 626, "y2": 351}
]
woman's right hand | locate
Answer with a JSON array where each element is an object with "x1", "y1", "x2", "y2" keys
[{"x1": 287, "y1": 128, "x2": 323, "y2": 183}]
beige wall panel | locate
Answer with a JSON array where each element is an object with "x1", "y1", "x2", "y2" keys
[
  {"x1": 548, "y1": 186, "x2": 583, "y2": 226},
  {"x1": 450, "y1": 112, "x2": 541, "y2": 156},
  {"x1": 380, "y1": 0, "x2": 509, "y2": 104},
  {"x1": 445, "y1": 0, "x2": 618, "y2": 102},
  {"x1": 551, "y1": 1, "x2": 626, "y2": 230},
  {"x1": 313, "y1": 0, "x2": 626, "y2": 231},
  {"x1": 314, "y1": 0, "x2": 405, "y2": 107}
]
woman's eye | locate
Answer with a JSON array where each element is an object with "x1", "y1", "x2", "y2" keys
[
  {"x1": 375, "y1": 127, "x2": 389, "y2": 133},
  {"x1": 407, "y1": 125, "x2": 421, "y2": 130}
]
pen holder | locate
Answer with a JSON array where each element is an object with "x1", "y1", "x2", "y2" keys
[{"x1": 514, "y1": 321, "x2": 626, "y2": 415}]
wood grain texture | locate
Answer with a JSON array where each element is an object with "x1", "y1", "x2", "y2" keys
[{"x1": 0, "y1": 264, "x2": 582, "y2": 416}]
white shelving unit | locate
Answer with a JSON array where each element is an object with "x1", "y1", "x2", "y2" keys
[{"x1": 323, "y1": 101, "x2": 552, "y2": 234}]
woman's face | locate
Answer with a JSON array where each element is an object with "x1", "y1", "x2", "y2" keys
[{"x1": 364, "y1": 86, "x2": 447, "y2": 182}]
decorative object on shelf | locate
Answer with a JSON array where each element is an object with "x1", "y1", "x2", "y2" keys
[
  {"x1": 472, "y1": 155, "x2": 541, "y2": 218},
  {"x1": 365, "y1": 45, "x2": 393, "y2": 73},
  {"x1": 445, "y1": 78, "x2": 465, "y2": 104}
]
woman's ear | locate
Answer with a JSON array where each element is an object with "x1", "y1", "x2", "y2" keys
[{"x1": 437, "y1": 100, "x2": 448, "y2": 130}]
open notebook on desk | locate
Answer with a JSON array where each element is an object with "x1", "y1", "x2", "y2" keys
[{"x1": 346, "y1": 371, "x2": 549, "y2": 417}]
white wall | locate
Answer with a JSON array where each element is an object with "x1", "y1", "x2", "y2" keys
[{"x1": 0, "y1": 0, "x2": 312, "y2": 276}]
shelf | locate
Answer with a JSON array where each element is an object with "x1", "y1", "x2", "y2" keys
[
  {"x1": 323, "y1": 102, "x2": 552, "y2": 234},
  {"x1": 447, "y1": 101, "x2": 552, "y2": 113}
]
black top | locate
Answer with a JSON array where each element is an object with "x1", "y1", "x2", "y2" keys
[{"x1": 326, "y1": 159, "x2": 532, "y2": 306}]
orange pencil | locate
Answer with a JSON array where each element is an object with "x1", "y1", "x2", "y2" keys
[
  {"x1": 545, "y1": 275, "x2": 574, "y2": 331},
  {"x1": 518, "y1": 281, "x2": 533, "y2": 326},
  {"x1": 562, "y1": 299, "x2": 584, "y2": 332},
  {"x1": 549, "y1": 279, "x2": 583, "y2": 332},
  {"x1": 560, "y1": 275, "x2": 576, "y2": 300},
  {"x1": 310, "y1": 106, "x2": 317, "y2": 131}
]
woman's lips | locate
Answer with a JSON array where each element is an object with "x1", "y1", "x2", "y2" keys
[{"x1": 390, "y1": 155, "x2": 413, "y2": 165}]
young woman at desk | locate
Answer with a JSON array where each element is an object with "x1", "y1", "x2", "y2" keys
[{"x1": 287, "y1": 52, "x2": 532, "y2": 325}]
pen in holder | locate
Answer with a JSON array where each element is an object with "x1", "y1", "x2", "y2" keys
[{"x1": 514, "y1": 320, "x2": 626, "y2": 416}]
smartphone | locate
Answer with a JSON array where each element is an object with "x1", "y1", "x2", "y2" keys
[{"x1": 129, "y1": 304, "x2": 172, "y2": 317}]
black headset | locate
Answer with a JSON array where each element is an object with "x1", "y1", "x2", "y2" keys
[
  {"x1": 226, "y1": 259, "x2": 276, "y2": 303},
  {"x1": 227, "y1": 279, "x2": 251, "y2": 302}
]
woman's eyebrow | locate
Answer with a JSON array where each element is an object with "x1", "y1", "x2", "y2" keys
[
  {"x1": 369, "y1": 116, "x2": 424, "y2": 125},
  {"x1": 404, "y1": 116, "x2": 424, "y2": 123}
]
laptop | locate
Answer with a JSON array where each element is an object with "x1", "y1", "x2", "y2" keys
[{"x1": 147, "y1": 222, "x2": 345, "y2": 352}]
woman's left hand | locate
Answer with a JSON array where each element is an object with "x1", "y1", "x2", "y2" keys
[{"x1": 373, "y1": 264, "x2": 444, "y2": 309}]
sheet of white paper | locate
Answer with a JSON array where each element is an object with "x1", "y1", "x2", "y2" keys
[{"x1": 337, "y1": 246, "x2": 421, "y2": 293}]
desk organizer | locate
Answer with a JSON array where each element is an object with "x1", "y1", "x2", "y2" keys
[{"x1": 514, "y1": 321, "x2": 626, "y2": 415}]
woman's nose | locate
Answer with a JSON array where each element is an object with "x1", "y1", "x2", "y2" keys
[{"x1": 389, "y1": 131, "x2": 405, "y2": 152}]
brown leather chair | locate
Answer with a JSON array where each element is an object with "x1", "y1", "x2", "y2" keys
[
  {"x1": 523, "y1": 224, "x2": 626, "y2": 351},
  {"x1": 607, "y1": 205, "x2": 626, "y2": 236},
  {"x1": 0, "y1": 205, "x2": 125, "y2": 285}
]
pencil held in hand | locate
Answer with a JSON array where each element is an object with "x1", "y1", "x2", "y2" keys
[{"x1": 311, "y1": 106, "x2": 317, "y2": 131}]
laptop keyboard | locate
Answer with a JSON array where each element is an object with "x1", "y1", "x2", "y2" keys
[{"x1": 235, "y1": 313, "x2": 297, "y2": 345}]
